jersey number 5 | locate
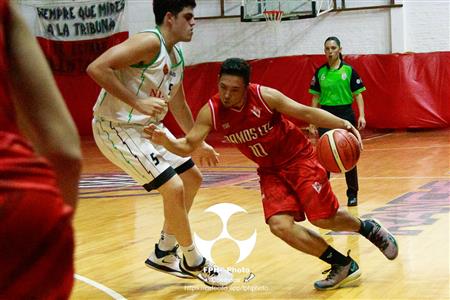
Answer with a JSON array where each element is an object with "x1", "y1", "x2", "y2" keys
[
  {"x1": 249, "y1": 143, "x2": 268, "y2": 157},
  {"x1": 150, "y1": 153, "x2": 160, "y2": 165}
]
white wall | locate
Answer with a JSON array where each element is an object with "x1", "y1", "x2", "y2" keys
[
  {"x1": 18, "y1": 0, "x2": 450, "y2": 65},
  {"x1": 184, "y1": 9, "x2": 392, "y2": 64},
  {"x1": 403, "y1": 0, "x2": 450, "y2": 53},
  {"x1": 127, "y1": 0, "x2": 449, "y2": 65}
]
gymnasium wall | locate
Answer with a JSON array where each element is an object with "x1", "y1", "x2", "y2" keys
[
  {"x1": 124, "y1": 0, "x2": 450, "y2": 64},
  {"x1": 17, "y1": 1, "x2": 450, "y2": 136},
  {"x1": 21, "y1": 1, "x2": 447, "y2": 60}
]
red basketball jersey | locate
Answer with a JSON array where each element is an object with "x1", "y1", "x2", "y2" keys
[
  {"x1": 0, "y1": 1, "x2": 58, "y2": 191},
  {"x1": 208, "y1": 83, "x2": 313, "y2": 167}
]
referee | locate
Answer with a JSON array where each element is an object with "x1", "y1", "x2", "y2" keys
[{"x1": 309, "y1": 36, "x2": 366, "y2": 207}]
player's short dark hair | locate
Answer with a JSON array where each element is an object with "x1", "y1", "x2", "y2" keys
[
  {"x1": 220, "y1": 58, "x2": 250, "y2": 86},
  {"x1": 153, "y1": 0, "x2": 197, "y2": 26}
]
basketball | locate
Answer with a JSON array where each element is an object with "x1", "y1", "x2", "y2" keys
[{"x1": 316, "y1": 129, "x2": 361, "y2": 173}]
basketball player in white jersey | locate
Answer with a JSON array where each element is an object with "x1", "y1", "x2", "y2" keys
[{"x1": 87, "y1": 0, "x2": 232, "y2": 287}]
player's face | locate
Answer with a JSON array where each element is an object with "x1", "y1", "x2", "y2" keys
[
  {"x1": 324, "y1": 40, "x2": 341, "y2": 64},
  {"x1": 172, "y1": 7, "x2": 195, "y2": 42},
  {"x1": 218, "y1": 75, "x2": 247, "y2": 109}
]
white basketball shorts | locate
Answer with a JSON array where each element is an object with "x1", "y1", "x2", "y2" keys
[{"x1": 92, "y1": 118, "x2": 194, "y2": 191}]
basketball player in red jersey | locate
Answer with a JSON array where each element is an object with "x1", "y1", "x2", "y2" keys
[
  {"x1": 145, "y1": 58, "x2": 399, "y2": 290},
  {"x1": 0, "y1": 1, "x2": 81, "y2": 298}
]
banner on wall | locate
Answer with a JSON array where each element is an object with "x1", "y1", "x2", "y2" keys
[{"x1": 30, "y1": 0, "x2": 128, "y2": 73}]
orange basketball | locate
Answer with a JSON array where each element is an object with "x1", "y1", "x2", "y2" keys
[{"x1": 316, "y1": 129, "x2": 361, "y2": 173}]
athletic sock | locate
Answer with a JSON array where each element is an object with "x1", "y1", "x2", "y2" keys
[
  {"x1": 319, "y1": 246, "x2": 351, "y2": 266},
  {"x1": 158, "y1": 231, "x2": 177, "y2": 251},
  {"x1": 180, "y1": 244, "x2": 203, "y2": 267},
  {"x1": 358, "y1": 219, "x2": 375, "y2": 238}
]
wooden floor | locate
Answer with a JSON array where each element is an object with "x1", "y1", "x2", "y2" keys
[{"x1": 72, "y1": 129, "x2": 450, "y2": 300}]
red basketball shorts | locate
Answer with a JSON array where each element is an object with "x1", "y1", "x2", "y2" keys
[
  {"x1": 258, "y1": 152, "x2": 339, "y2": 223},
  {"x1": 0, "y1": 188, "x2": 74, "y2": 299}
]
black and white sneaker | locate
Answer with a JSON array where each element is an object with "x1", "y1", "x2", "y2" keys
[
  {"x1": 347, "y1": 196, "x2": 358, "y2": 206},
  {"x1": 180, "y1": 257, "x2": 233, "y2": 287},
  {"x1": 145, "y1": 244, "x2": 194, "y2": 279}
]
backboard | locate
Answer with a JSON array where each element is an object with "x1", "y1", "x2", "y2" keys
[{"x1": 241, "y1": 0, "x2": 334, "y2": 22}]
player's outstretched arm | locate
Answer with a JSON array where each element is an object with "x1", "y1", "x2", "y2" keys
[
  {"x1": 169, "y1": 86, "x2": 219, "y2": 166},
  {"x1": 261, "y1": 86, "x2": 363, "y2": 146},
  {"x1": 145, "y1": 104, "x2": 214, "y2": 156}
]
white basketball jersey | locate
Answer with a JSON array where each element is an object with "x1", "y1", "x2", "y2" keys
[{"x1": 93, "y1": 28, "x2": 184, "y2": 125}]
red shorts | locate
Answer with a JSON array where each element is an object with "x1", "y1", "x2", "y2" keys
[
  {"x1": 258, "y1": 152, "x2": 339, "y2": 223},
  {"x1": 0, "y1": 188, "x2": 74, "y2": 299}
]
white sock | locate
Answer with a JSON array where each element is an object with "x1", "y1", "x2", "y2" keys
[
  {"x1": 158, "y1": 231, "x2": 177, "y2": 251},
  {"x1": 180, "y1": 244, "x2": 203, "y2": 267}
]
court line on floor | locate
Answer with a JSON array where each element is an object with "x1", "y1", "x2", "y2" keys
[
  {"x1": 74, "y1": 274, "x2": 127, "y2": 300},
  {"x1": 363, "y1": 132, "x2": 393, "y2": 141},
  {"x1": 364, "y1": 145, "x2": 449, "y2": 152},
  {"x1": 330, "y1": 176, "x2": 449, "y2": 180}
]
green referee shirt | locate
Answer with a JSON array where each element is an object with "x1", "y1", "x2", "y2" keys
[{"x1": 309, "y1": 61, "x2": 366, "y2": 106}]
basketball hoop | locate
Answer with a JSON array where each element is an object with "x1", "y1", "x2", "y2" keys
[{"x1": 263, "y1": 10, "x2": 284, "y2": 24}]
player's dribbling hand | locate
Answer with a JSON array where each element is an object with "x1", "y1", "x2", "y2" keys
[
  {"x1": 344, "y1": 121, "x2": 364, "y2": 151},
  {"x1": 195, "y1": 142, "x2": 220, "y2": 167},
  {"x1": 144, "y1": 124, "x2": 167, "y2": 145}
]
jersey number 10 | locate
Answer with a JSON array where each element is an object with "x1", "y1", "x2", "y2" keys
[{"x1": 249, "y1": 143, "x2": 268, "y2": 157}]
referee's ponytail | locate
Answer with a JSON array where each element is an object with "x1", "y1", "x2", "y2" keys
[{"x1": 325, "y1": 36, "x2": 343, "y2": 60}]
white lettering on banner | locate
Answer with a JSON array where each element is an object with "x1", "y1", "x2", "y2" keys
[{"x1": 34, "y1": 0, "x2": 126, "y2": 41}]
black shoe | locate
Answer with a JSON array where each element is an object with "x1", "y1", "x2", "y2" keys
[{"x1": 347, "y1": 197, "x2": 358, "y2": 206}]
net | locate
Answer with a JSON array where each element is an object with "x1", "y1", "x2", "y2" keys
[
  {"x1": 263, "y1": 10, "x2": 284, "y2": 24},
  {"x1": 241, "y1": 0, "x2": 320, "y2": 22}
]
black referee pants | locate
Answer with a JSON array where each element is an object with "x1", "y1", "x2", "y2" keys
[{"x1": 318, "y1": 104, "x2": 359, "y2": 199}]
